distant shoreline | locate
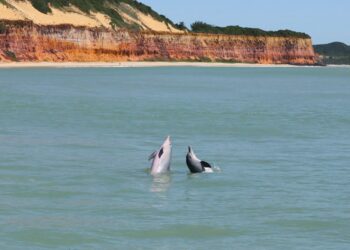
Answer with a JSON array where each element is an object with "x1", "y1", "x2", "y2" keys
[{"x1": 0, "y1": 61, "x2": 336, "y2": 68}]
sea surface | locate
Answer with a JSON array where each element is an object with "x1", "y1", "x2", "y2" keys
[{"x1": 0, "y1": 66, "x2": 349, "y2": 250}]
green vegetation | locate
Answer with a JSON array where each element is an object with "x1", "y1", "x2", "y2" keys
[
  {"x1": 174, "y1": 22, "x2": 188, "y2": 31},
  {"x1": 0, "y1": 22, "x2": 6, "y2": 34},
  {"x1": 314, "y1": 42, "x2": 350, "y2": 56},
  {"x1": 31, "y1": 0, "x2": 52, "y2": 13},
  {"x1": 314, "y1": 42, "x2": 350, "y2": 65},
  {"x1": 190, "y1": 21, "x2": 311, "y2": 38},
  {"x1": 4, "y1": 50, "x2": 18, "y2": 61}
]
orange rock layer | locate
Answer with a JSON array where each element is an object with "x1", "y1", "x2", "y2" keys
[{"x1": 0, "y1": 21, "x2": 317, "y2": 64}]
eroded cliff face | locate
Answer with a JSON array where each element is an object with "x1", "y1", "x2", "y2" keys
[{"x1": 0, "y1": 21, "x2": 316, "y2": 64}]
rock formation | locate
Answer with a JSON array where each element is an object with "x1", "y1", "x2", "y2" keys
[{"x1": 0, "y1": 1, "x2": 316, "y2": 64}]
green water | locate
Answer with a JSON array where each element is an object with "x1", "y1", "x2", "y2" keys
[{"x1": 0, "y1": 67, "x2": 349, "y2": 249}]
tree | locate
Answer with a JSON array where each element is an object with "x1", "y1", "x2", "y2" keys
[{"x1": 175, "y1": 22, "x2": 187, "y2": 31}]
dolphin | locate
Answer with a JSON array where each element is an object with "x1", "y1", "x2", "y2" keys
[
  {"x1": 186, "y1": 146, "x2": 213, "y2": 173},
  {"x1": 148, "y1": 136, "x2": 172, "y2": 175}
]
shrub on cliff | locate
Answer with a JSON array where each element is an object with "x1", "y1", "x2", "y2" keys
[
  {"x1": 31, "y1": 0, "x2": 52, "y2": 13},
  {"x1": 191, "y1": 21, "x2": 310, "y2": 39},
  {"x1": 174, "y1": 22, "x2": 188, "y2": 31},
  {"x1": 0, "y1": 22, "x2": 6, "y2": 34},
  {"x1": 4, "y1": 50, "x2": 18, "y2": 61}
]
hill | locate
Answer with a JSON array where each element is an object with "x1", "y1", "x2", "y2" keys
[
  {"x1": 0, "y1": 0, "x2": 184, "y2": 32},
  {"x1": 314, "y1": 42, "x2": 350, "y2": 65}
]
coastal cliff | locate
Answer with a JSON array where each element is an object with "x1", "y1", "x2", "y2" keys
[
  {"x1": 0, "y1": 0, "x2": 316, "y2": 64},
  {"x1": 0, "y1": 21, "x2": 316, "y2": 64}
]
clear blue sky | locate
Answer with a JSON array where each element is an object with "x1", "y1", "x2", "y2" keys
[{"x1": 141, "y1": 0, "x2": 349, "y2": 44}]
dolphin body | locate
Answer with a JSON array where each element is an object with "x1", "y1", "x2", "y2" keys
[
  {"x1": 148, "y1": 136, "x2": 172, "y2": 175},
  {"x1": 186, "y1": 146, "x2": 213, "y2": 173}
]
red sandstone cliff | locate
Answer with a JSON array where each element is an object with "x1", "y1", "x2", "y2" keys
[{"x1": 0, "y1": 21, "x2": 316, "y2": 65}]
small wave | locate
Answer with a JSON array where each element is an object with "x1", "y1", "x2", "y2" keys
[{"x1": 213, "y1": 165, "x2": 222, "y2": 172}]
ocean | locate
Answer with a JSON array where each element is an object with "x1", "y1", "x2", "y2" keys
[{"x1": 0, "y1": 66, "x2": 349, "y2": 249}]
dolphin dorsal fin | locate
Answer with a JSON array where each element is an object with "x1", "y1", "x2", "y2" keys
[
  {"x1": 148, "y1": 151, "x2": 157, "y2": 161},
  {"x1": 201, "y1": 161, "x2": 212, "y2": 169}
]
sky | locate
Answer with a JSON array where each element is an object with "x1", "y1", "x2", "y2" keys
[{"x1": 141, "y1": 0, "x2": 349, "y2": 45}]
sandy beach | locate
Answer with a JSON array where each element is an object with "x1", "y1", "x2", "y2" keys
[{"x1": 0, "y1": 61, "x2": 324, "y2": 68}]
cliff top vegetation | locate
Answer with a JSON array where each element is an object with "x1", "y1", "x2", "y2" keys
[{"x1": 190, "y1": 21, "x2": 311, "y2": 39}]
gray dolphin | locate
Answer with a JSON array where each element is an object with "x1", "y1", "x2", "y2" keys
[
  {"x1": 148, "y1": 136, "x2": 172, "y2": 176},
  {"x1": 186, "y1": 146, "x2": 213, "y2": 173}
]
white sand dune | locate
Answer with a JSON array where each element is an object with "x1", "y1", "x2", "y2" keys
[
  {"x1": 0, "y1": 0, "x2": 111, "y2": 27},
  {"x1": 0, "y1": 3, "x2": 25, "y2": 20},
  {"x1": 0, "y1": 0, "x2": 182, "y2": 32}
]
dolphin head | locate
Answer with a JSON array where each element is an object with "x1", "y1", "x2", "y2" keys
[
  {"x1": 150, "y1": 136, "x2": 172, "y2": 176},
  {"x1": 164, "y1": 136, "x2": 172, "y2": 148}
]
